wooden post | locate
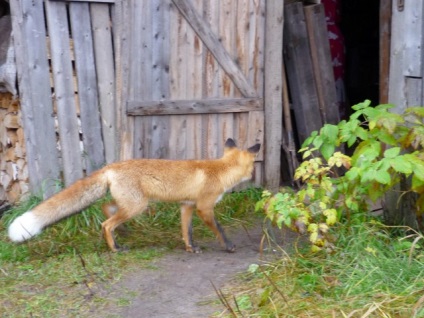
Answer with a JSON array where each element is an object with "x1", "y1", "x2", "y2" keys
[
  {"x1": 264, "y1": 0, "x2": 284, "y2": 191},
  {"x1": 304, "y1": 4, "x2": 339, "y2": 125},
  {"x1": 9, "y1": 0, "x2": 60, "y2": 198},
  {"x1": 379, "y1": 0, "x2": 392, "y2": 104},
  {"x1": 284, "y1": 2, "x2": 323, "y2": 144}
]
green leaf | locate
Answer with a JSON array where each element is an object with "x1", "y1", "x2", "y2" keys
[
  {"x1": 355, "y1": 126, "x2": 369, "y2": 141},
  {"x1": 345, "y1": 167, "x2": 360, "y2": 181},
  {"x1": 312, "y1": 135, "x2": 324, "y2": 149},
  {"x1": 347, "y1": 135, "x2": 357, "y2": 147},
  {"x1": 321, "y1": 124, "x2": 339, "y2": 144},
  {"x1": 375, "y1": 170, "x2": 391, "y2": 184},
  {"x1": 384, "y1": 147, "x2": 401, "y2": 159},
  {"x1": 320, "y1": 143, "x2": 335, "y2": 161},
  {"x1": 302, "y1": 131, "x2": 318, "y2": 147},
  {"x1": 351, "y1": 99, "x2": 371, "y2": 111},
  {"x1": 390, "y1": 157, "x2": 413, "y2": 174}
]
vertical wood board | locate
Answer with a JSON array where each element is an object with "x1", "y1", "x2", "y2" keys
[
  {"x1": 284, "y1": 2, "x2": 322, "y2": 144},
  {"x1": 70, "y1": 2, "x2": 105, "y2": 173},
  {"x1": 45, "y1": 0, "x2": 84, "y2": 185},
  {"x1": 264, "y1": 0, "x2": 284, "y2": 191},
  {"x1": 304, "y1": 4, "x2": 339, "y2": 125},
  {"x1": 379, "y1": 0, "x2": 392, "y2": 103},
  {"x1": 388, "y1": 0, "x2": 406, "y2": 113},
  {"x1": 91, "y1": 2, "x2": 117, "y2": 164},
  {"x1": 9, "y1": 0, "x2": 60, "y2": 198},
  {"x1": 403, "y1": 0, "x2": 423, "y2": 77}
]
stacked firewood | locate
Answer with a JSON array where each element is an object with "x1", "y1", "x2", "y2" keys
[{"x1": 0, "y1": 93, "x2": 29, "y2": 204}]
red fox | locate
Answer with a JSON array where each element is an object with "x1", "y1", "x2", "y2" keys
[{"x1": 8, "y1": 138, "x2": 260, "y2": 253}]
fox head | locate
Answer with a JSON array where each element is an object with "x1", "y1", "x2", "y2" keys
[{"x1": 223, "y1": 138, "x2": 261, "y2": 181}]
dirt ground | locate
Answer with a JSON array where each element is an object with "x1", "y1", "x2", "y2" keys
[{"x1": 93, "y1": 224, "x2": 288, "y2": 318}]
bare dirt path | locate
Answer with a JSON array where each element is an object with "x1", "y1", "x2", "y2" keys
[{"x1": 93, "y1": 224, "x2": 282, "y2": 318}]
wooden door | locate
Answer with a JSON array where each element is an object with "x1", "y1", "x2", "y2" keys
[{"x1": 118, "y1": 0, "x2": 265, "y2": 184}]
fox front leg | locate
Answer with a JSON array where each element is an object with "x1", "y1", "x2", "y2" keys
[
  {"x1": 181, "y1": 204, "x2": 202, "y2": 253},
  {"x1": 196, "y1": 207, "x2": 236, "y2": 253}
]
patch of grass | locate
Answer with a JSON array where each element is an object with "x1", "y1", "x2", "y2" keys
[
  {"x1": 0, "y1": 187, "x2": 262, "y2": 317},
  {"x1": 216, "y1": 222, "x2": 424, "y2": 317}
]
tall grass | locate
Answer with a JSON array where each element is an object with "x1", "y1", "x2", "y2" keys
[{"x1": 217, "y1": 222, "x2": 424, "y2": 317}]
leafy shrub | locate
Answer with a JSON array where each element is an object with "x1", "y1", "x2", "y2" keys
[{"x1": 256, "y1": 100, "x2": 424, "y2": 251}]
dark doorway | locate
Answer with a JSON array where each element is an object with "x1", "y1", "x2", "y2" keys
[{"x1": 341, "y1": 0, "x2": 381, "y2": 108}]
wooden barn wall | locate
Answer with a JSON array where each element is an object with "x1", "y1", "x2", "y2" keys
[
  {"x1": 388, "y1": 0, "x2": 424, "y2": 111},
  {"x1": 117, "y1": 0, "x2": 267, "y2": 186},
  {"x1": 10, "y1": 0, "x2": 116, "y2": 197}
]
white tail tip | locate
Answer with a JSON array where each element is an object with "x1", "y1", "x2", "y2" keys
[{"x1": 8, "y1": 211, "x2": 43, "y2": 242}]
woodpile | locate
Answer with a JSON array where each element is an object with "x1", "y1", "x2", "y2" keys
[{"x1": 0, "y1": 92, "x2": 29, "y2": 204}]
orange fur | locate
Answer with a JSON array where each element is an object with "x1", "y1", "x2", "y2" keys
[{"x1": 8, "y1": 138, "x2": 260, "y2": 253}]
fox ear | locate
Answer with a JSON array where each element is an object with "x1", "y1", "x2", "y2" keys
[
  {"x1": 224, "y1": 138, "x2": 237, "y2": 148},
  {"x1": 247, "y1": 143, "x2": 261, "y2": 154}
]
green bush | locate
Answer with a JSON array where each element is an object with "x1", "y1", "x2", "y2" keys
[{"x1": 257, "y1": 100, "x2": 424, "y2": 251}]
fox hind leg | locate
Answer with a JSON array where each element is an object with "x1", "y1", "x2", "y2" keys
[
  {"x1": 101, "y1": 201, "x2": 128, "y2": 235},
  {"x1": 101, "y1": 199, "x2": 148, "y2": 252}
]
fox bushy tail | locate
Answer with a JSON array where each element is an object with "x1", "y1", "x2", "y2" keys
[{"x1": 8, "y1": 169, "x2": 109, "y2": 243}]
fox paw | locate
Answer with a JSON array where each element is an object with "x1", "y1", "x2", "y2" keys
[
  {"x1": 225, "y1": 243, "x2": 236, "y2": 253},
  {"x1": 186, "y1": 245, "x2": 202, "y2": 253}
]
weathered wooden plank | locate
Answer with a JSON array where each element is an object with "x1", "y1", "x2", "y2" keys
[
  {"x1": 69, "y1": 2, "x2": 105, "y2": 173},
  {"x1": 185, "y1": 0, "x2": 203, "y2": 159},
  {"x1": 219, "y1": 0, "x2": 236, "y2": 97},
  {"x1": 168, "y1": 1, "x2": 188, "y2": 159},
  {"x1": 284, "y1": 2, "x2": 322, "y2": 144},
  {"x1": 247, "y1": 110, "x2": 264, "y2": 161},
  {"x1": 304, "y1": 4, "x2": 339, "y2": 125},
  {"x1": 9, "y1": 0, "x2": 60, "y2": 198},
  {"x1": 127, "y1": 98, "x2": 263, "y2": 115},
  {"x1": 264, "y1": 0, "x2": 284, "y2": 191},
  {"x1": 91, "y1": 2, "x2": 117, "y2": 164},
  {"x1": 406, "y1": 77, "x2": 422, "y2": 106},
  {"x1": 403, "y1": 0, "x2": 423, "y2": 77},
  {"x1": 379, "y1": 0, "x2": 392, "y2": 103},
  {"x1": 45, "y1": 0, "x2": 84, "y2": 186},
  {"x1": 172, "y1": 0, "x2": 257, "y2": 97},
  {"x1": 150, "y1": 0, "x2": 171, "y2": 159},
  {"x1": 248, "y1": 0, "x2": 265, "y2": 97},
  {"x1": 114, "y1": 0, "x2": 134, "y2": 161},
  {"x1": 388, "y1": 0, "x2": 406, "y2": 113},
  {"x1": 201, "y1": 0, "x2": 220, "y2": 159},
  {"x1": 216, "y1": 0, "x2": 235, "y2": 151}
]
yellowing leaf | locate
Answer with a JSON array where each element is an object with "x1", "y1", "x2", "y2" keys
[
  {"x1": 311, "y1": 245, "x2": 322, "y2": 252},
  {"x1": 308, "y1": 223, "x2": 318, "y2": 233},
  {"x1": 310, "y1": 231, "x2": 318, "y2": 243},
  {"x1": 323, "y1": 209, "x2": 337, "y2": 225}
]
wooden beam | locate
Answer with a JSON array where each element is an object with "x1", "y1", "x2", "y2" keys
[
  {"x1": 379, "y1": 0, "x2": 392, "y2": 103},
  {"x1": 171, "y1": 0, "x2": 257, "y2": 97},
  {"x1": 264, "y1": 0, "x2": 284, "y2": 191},
  {"x1": 127, "y1": 98, "x2": 263, "y2": 116}
]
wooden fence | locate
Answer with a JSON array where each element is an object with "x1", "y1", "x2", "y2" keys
[
  {"x1": 10, "y1": 0, "x2": 116, "y2": 197},
  {"x1": 7, "y1": 0, "x2": 284, "y2": 199}
]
